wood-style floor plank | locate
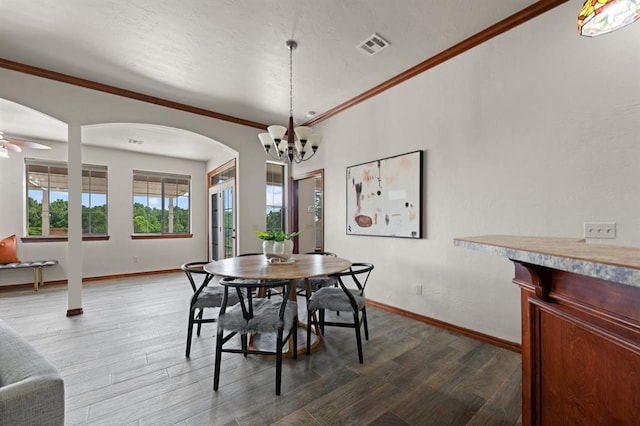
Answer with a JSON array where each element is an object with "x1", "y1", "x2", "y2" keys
[{"x1": 0, "y1": 273, "x2": 522, "y2": 425}]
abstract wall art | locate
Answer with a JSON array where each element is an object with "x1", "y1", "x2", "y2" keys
[{"x1": 346, "y1": 150, "x2": 423, "y2": 238}]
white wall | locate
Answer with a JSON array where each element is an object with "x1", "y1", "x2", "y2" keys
[
  {"x1": 294, "y1": 3, "x2": 640, "y2": 343},
  {"x1": 0, "y1": 69, "x2": 269, "y2": 286},
  {"x1": 0, "y1": 140, "x2": 207, "y2": 284}
]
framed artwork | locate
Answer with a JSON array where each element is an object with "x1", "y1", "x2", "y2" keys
[{"x1": 346, "y1": 150, "x2": 423, "y2": 238}]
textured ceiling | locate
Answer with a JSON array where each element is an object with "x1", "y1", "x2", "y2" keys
[{"x1": 0, "y1": 0, "x2": 541, "y2": 159}]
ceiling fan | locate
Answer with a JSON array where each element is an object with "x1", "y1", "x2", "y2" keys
[{"x1": 0, "y1": 131, "x2": 51, "y2": 158}]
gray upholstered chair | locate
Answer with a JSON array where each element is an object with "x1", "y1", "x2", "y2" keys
[
  {"x1": 214, "y1": 278, "x2": 297, "y2": 395},
  {"x1": 0, "y1": 319, "x2": 64, "y2": 425},
  {"x1": 181, "y1": 261, "x2": 240, "y2": 358},
  {"x1": 306, "y1": 262, "x2": 374, "y2": 363}
]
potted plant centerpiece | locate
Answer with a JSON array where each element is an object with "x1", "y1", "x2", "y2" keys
[{"x1": 256, "y1": 230, "x2": 300, "y2": 262}]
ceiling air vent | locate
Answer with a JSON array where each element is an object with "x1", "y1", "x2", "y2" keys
[{"x1": 358, "y1": 33, "x2": 390, "y2": 56}]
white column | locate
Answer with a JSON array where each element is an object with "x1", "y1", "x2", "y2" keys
[
  {"x1": 168, "y1": 197, "x2": 174, "y2": 233},
  {"x1": 66, "y1": 124, "x2": 83, "y2": 316},
  {"x1": 41, "y1": 189, "x2": 50, "y2": 235}
]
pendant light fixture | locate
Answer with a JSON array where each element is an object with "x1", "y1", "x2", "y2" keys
[
  {"x1": 258, "y1": 40, "x2": 321, "y2": 163},
  {"x1": 578, "y1": 0, "x2": 640, "y2": 36}
]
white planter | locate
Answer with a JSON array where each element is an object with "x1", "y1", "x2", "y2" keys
[{"x1": 262, "y1": 239, "x2": 293, "y2": 261}]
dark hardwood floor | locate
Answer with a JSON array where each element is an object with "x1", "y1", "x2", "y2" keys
[{"x1": 0, "y1": 273, "x2": 522, "y2": 425}]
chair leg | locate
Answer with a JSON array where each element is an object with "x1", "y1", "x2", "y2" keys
[
  {"x1": 196, "y1": 309, "x2": 204, "y2": 336},
  {"x1": 354, "y1": 311, "x2": 364, "y2": 364},
  {"x1": 276, "y1": 330, "x2": 283, "y2": 395},
  {"x1": 292, "y1": 319, "x2": 298, "y2": 360},
  {"x1": 213, "y1": 330, "x2": 224, "y2": 391},
  {"x1": 362, "y1": 307, "x2": 369, "y2": 340},
  {"x1": 241, "y1": 333, "x2": 248, "y2": 357},
  {"x1": 186, "y1": 309, "x2": 195, "y2": 358},
  {"x1": 306, "y1": 310, "x2": 313, "y2": 355},
  {"x1": 319, "y1": 309, "x2": 326, "y2": 335}
]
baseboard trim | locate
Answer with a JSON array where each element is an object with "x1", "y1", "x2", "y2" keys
[
  {"x1": 82, "y1": 269, "x2": 181, "y2": 282},
  {"x1": 0, "y1": 282, "x2": 38, "y2": 291},
  {"x1": 0, "y1": 268, "x2": 182, "y2": 291},
  {"x1": 367, "y1": 299, "x2": 521, "y2": 353}
]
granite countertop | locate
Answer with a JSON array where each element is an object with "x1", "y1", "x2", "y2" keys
[{"x1": 454, "y1": 235, "x2": 640, "y2": 288}]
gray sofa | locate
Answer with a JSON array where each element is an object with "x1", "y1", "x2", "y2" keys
[{"x1": 0, "y1": 319, "x2": 64, "y2": 425}]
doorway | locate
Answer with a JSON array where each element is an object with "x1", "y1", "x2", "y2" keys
[
  {"x1": 208, "y1": 160, "x2": 236, "y2": 260},
  {"x1": 291, "y1": 169, "x2": 324, "y2": 253}
]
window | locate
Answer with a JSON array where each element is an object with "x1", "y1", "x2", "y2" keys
[
  {"x1": 133, "y1": 171, "x2": 190, "y2": 234},
  {"x1": 266, "y1": 162, "x2": 284, "y2": 232},
  {"x1": 209, "y1": 163, "x2": 235, "y2": 187},
  {"x1": 26, "y1": 160, "x2": 108, "y2": 236}
]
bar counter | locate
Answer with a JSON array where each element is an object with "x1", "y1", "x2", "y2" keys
[
  {"x1": 454, "y1": 235, "x2": 640, "y2": 287},
  {"x1": 454, "y1": 235, "x2": 640, "y2": 426}
]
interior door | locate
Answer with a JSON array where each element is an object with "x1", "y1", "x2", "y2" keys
[
  {"x1": 291, "y1": 169, "x2": 324, "y2": 253},
  {"x1": 209, "y1": 179, "x2": 235, "y2": 260}
]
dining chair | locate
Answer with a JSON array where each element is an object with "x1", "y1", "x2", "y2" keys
[
  {"x1": 306, "y1": 262, "x2": 374, "y2": 363},
  {"x1": 214, "y1": 278, "x2": 297, "y2": 395},
  {"x1": 181, "y1": 261, "x2": 240, "y2": 358},
  {"x1": 237, "y1": 252, "x2": 282, "y2": 298},
  {"x1": 295, "y1": 251, "x2": 339, "y2": 299}
]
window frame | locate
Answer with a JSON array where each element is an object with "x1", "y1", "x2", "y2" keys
[
  {"x1": 24, "y1": 159, "x2": 109, "y2": 241},
  {"x1": 132, "y1": 170, "x2": 191, "y2": 237}
]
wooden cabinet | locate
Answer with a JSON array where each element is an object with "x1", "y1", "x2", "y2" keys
[
  {"x1": 455, "y1": 236, "x2": 640, "y2": 425},
  {"x1": 515, "y1": 262, "x2": 640, "y2": 425}
]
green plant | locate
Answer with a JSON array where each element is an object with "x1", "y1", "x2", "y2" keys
[{"x1": 256, "y1": 230, "x2": 300, "y2": 242}]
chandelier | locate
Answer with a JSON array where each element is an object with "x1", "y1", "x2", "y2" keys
[
  {"x1": 258, "y1": 40, "x2": 321, "y2": 163},
  {"x1": 578, "y1": 0, "x2": 640, "y2": 36}
]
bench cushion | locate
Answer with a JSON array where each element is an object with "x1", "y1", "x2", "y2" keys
[{"x1": 0, "y1": 260, "x2": 59, "y2": 270}]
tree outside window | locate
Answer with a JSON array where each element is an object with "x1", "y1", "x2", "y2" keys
[
  {"x1": 133, "y1": 171, "x2": 190, "y2": 234},
  {"x1": 26, "y1": 161, "x2": 107, "y2": 236}
]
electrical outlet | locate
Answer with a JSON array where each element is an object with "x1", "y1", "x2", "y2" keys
[
  {"x1": 133, "y1": 256, "x2": 138, "y2": 263},
  {"x1": 415, "y1": 285, "x2": 423, "y2": 295},
  {"x1": 584, "y1": 222, "x2": 616, "y2": 239}
]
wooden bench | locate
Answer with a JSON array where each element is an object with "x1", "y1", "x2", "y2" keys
[{"x1": 0, "y1": 260, "x2": 59, "y2": 291}]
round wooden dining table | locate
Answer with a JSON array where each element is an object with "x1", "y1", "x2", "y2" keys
[
  {"x1": 204, "y1": 254, "x2": 351, "y2": 282},
  {"x1": 204, "y1": 253, "x2": 352, "y2": 355}
]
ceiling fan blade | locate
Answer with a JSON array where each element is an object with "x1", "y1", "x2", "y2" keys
[
  {"x1": 2, "y1": 143, "x2": 21, "y2": 152},
  {"x1": 4, "y1": 137, "x2": 51, "y2": 150}
]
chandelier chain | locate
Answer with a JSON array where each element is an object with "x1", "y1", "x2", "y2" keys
[{"x1": 289, "y1": 43, "x2": 293, "y2": 118}]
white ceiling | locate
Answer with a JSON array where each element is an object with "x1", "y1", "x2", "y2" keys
[{"x1": 0, "y1": 0, "x2": 540, "y2": 160}]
